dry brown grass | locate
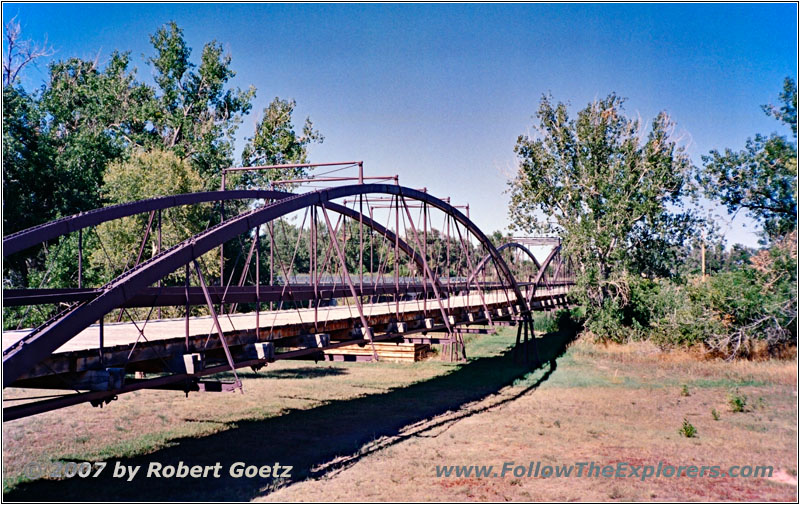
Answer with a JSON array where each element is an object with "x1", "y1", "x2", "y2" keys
[
  {"x1": 262, "y1": 337, "x2": 797, "y2": 502},
  {"x1": 3, "y1": 329, "x2": 797, "y2": 502}
]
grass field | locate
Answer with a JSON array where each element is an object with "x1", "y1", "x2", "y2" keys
[{"x1": 2, "y1": 327, "x2": 797, "y2": 501}]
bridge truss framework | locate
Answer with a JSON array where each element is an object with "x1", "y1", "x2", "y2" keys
[{"x1": 2, "y1": 163, "x2": 574, "y2": 421}]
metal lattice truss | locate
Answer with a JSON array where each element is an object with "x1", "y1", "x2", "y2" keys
[{"x1": 3, "y1": 178, "x2": 574, "y2": 421}]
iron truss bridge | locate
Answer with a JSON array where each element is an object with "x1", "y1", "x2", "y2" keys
[{"x1": 2, "y1": 163, "x2": 574, "y2": 421}]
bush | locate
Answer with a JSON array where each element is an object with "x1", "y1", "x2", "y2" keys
[
  {"x1": 583, "y1": 276, "x2": 711, "y2": 347},
  {"x1": 691, "y1": 236, "x2": 796, "y2": 358},
  {"x1": 678, "y1": 418, "x2": 697, "y2": 438},
  {"x1": 577, "y1": 232, "x2": 796, "y2": 359},
  {"x1": 728, "y1": 390, "x2": 748, "y2": 413}
]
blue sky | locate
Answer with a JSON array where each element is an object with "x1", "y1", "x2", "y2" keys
[{"x1": 3, "y1": 3, "x2": 797, "y2": 247}]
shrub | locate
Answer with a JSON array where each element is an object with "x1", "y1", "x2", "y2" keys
[
  {"x1": 576, "y1": 231, "x2": 796, "y2": 359},
  {"x1": 728, "y1": 391, "x2": 748, "y2": 413},
  {"x1": 679, "y1": 418, "x2": 697, "y2": 438}
]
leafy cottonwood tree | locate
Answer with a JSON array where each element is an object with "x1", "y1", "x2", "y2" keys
[
  {"x1": 508, "y1": 93, "x2": 698, "y2": 325},
  {"x1": 41, "y1": 52, "x2": 157, "y2": 213},
  {"x1": 239, "y1": 97, "x2": 323, "y2": 188},
  {"x1": 3, "y1": 53, "x2": 153, "y2": 289},
  {"x1": 699, "y1": 77, "x2": 797, "y2": 241},
  {"x1": 148, "y1": 21, "x2": 255, "y2": 185},
  {"x1": 3, "y1": 21, "x2": 330, "y2": 329},
  {"x1": 3, "y1": 22, "x2": 255, "y2": 282}
]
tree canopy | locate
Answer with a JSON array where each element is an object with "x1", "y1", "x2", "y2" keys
[
  {"x1": 2, "y1": 21, "x2": 322, "y2": 320},
  {"x1": 508, "y1": 93, "x2": 698, "y2": 311},
  {"x1": 699, "y1": 77, "x2": 797, "y2": 241}
]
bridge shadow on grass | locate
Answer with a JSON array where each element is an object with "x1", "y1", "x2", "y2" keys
[
  {"x1": 4, "y1": 330, "x2": 575, "y2": 502},
  {"x1": 233, "y1": 366, "x2": 350, "y2": 380}
]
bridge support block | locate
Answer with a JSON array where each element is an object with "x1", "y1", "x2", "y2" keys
[
  {"x1": 182, "y1": 353, "x2": 203, "y2": 375},
  {"x1": 388, "y1": 322, "x2": 408, "y2": 333},
  {"x1": 440, "y1": 335, "x2": 466, "y2": 363},
  {"x1": 300, "y1": 333, "x2": 331, "y2": 348},
  {"x1": 252, "y1": 342, "x2": 276, "y2": 362},
  {"x1": 350, "y1": 327, "x2": 371, "y2": 339},
  {"x1": 66, "y1": 368, "x2": 126, "y2": 392}
]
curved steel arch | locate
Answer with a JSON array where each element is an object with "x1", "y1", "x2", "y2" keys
[
  {"x1": 4, "y1": 190, "x2": 289, "y2": 257},
  {"x1": 469, "y1": 242, "x2": 562, "y2": 287},
  {"x1": 466, "y1": 242, "x2": 543, "y2": 286},
  {"x1": 3, "y1": 184, "x2": 527, "y2": 387},
  {"x1": 2, "y1": 189, "x2": 443, "y2": 305}
]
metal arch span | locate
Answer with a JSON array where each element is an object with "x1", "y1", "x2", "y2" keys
[
  {"x1": 3, "y1": 184, "x2": 528, "y2": 387},
  {"x1": 4, "y1": 190, "x2": 288, "y2": 257},
  {"x1": 466, "y1": 242, "x2": 544, "y2": 285},
  {"x1": 2, "y1": 189, "x2": 445, "y2": 305}
]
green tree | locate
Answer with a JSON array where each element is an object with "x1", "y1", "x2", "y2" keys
[
  {"x1": 148, "y1": 21, "x2": 255, "y2": 185},
  {"x1": 40, "y1": 52, "x2": 157, "y2": 214},
  {"x1": 508, "y1": 93, "x2": 698, "y2": 329},
  {"x1": 699, "y1": 77, "x2": 797, "y2": 241},
  {"x1": 689, "y1": 231, "x2": 797, "y2": 357},
  {"x1": 3, "y1": 51, "x2": 153, "y2": 287},
  {"x1": 91, "y1": 150, "x2": 219, "y2": 288},
  {"x1": 2, "y1": 87, "x2": 55, "y2": 237},
  {"x1": 3, "y1": 22, "x2": 255, "y2": 286},
  {"x1": 239, "y1": 97, "x2": 323, "y2": 188}
]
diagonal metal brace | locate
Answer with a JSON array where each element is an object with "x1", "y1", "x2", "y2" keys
[
  {"x1": 319, "y1": 204, "x2": 379, "y2": 361},
  {"x1": 193, "y1": 259, "x2": 243, "y2": 393}
]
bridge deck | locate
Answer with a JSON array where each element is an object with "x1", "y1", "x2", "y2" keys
[
  {"x1": 3, "y1": 287, "x2": 569, "y2": 387},
  {"x1": 4, "y1": 289, "x2": 572, "y2": 352}
]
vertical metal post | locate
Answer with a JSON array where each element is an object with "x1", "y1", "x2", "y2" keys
[
  {"x1": 369, "y1": 206, "x2": 374, "y2": 281},
  {"x1": 78, "y1": 229, "x2": 83, "y2": 289},
  {"x1": 185, "y1": 263, "x2": 190, "y2": 350},
  {"x1": 446, "y1": 213, "x2": 451, "y2": 312},
  {"x1": 220, "y1": 170, "x2": 226, "y2": 288},
  {"x1": 219, "y1": 171, "x2": 226, "y2": 316},
  {"x1": 312, "y1": 207, "x2": 318, "y2": 328},
  {"x1": 256, "y1": 224, "x2": 261, "y2": 338},
  {"x1": 359, "y1": 194, "x2": 364, "y2": 294},
  {"x1": 308, "y1": 207, "x2": 312, "y2": 310},
  {"x1": 98, "y1": 318, "x2": 104, "y2": 365},
  {"x1": 394, "y1": 195, "x2": 400, "y2": 319},
  {"x1": 157, "y1": 208, "x2": 162, "y2": 320},
  {"x1": 269, "y1": 220, "x2": 274, "y2": 311},
  {"x1": 423, "y1": 201, "x2": 428, "y2": 315}
]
